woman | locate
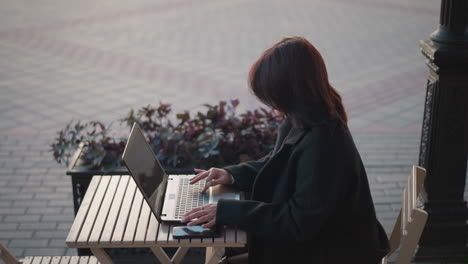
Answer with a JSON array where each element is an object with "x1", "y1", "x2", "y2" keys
[{"x1": 181, "y1": 36, "x2": 390, "y2": 263}]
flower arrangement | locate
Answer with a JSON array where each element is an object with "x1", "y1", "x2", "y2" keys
[{"x1": 51, "y1": 99, "x2": 284, "y2": 170}]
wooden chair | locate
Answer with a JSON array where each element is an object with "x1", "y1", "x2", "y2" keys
[
  {"x1": 0, "y1": 242, "x2": 100, "y2": 264},
  {"x1": 381, "y1": 165, "x2": 428, "y2": 264}
]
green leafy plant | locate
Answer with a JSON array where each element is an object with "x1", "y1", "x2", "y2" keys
[{"x1": 51, "y1": 99, "x2": 284, "y2": 170}]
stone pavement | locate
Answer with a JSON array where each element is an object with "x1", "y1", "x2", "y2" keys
[{"x1": 0, "y1": 0, "x2": 457, "y2": 262}]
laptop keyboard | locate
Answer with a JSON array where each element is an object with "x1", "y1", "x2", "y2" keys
[{"x1": 174, "y1": 178, "x2": 209, "y2": 219}]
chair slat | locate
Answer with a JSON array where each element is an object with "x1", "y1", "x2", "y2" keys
[
  {"x1": 122, "y1": 188, "x2": 144, "y2": 244},
  {"x1": 66, "y1": 176, "x2": 102, "y2": 245},
  {"x1": 111, "y1": 178, "x2": 137, "y2": 243},
  {"x1": 236, "y1": 228, "x2": 247, "y2": 244},
  {"x1": 89, "y1": 176, "x2": 121, "y2": 244},
  {"x1": 100, "y1": 176, "x2": 130, "y2": 243},
  {"x1": 77, "y1": 176, "x2": 112, "y2": 245}
]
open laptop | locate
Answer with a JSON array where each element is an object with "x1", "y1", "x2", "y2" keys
[{"x1": 122, "y1": 122, "x2": 240, "y2": 224}]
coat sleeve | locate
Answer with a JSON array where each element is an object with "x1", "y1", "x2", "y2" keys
[
  {"x1": 222, "y1": 152, "x2": 272, "y2": 192},
  {"x1": 217, "y1": 131, "x2": 344, "y2": 242}
]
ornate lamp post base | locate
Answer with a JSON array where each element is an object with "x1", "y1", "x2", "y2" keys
[{"x1": 415, "y1": 1, "x2": 468, "y2": 261}]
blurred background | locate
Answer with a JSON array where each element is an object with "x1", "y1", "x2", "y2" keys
[{"x1": 0, "y1": 0, "x2": 445, "y2": 259}]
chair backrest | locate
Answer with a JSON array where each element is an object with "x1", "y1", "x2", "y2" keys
[
  {"x1": 382, "y1": 165, "x2": 428, "y2": 264},
  {"x1": 0, "y1": 242, "x2": 20, "y2": 264}
]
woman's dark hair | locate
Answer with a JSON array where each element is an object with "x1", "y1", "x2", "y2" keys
[{"x1": 248, "y1": 36, "x2": 347, "y2": 128}]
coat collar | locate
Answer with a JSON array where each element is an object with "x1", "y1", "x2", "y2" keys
[{"x1": 282, "y1": 120, "x2": 307, "y2": 146}]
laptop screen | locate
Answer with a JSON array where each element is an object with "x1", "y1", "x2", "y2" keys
[{"x1": 122, "y1": 123, "x2": 167, "y2": 221}]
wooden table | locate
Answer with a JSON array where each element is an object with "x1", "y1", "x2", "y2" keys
[{"x1": 66, "y1": 175, "x2": 247, "y2": 264}]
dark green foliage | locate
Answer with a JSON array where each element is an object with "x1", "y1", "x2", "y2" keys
[{"x1": 51, "y1": 99, "x2": 284, "y2": 170}]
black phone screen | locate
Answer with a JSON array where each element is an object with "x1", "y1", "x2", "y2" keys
[{"x1": 172, "y1": 225, "x2": 220, "y2": 239}]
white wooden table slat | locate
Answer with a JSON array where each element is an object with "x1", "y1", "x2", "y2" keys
[
  {"x1": 167, "y1": 225, "x2": 181, "y2": 245},
  {"x1": 22, "y1": 257, "x2": 33, "y2": 264},
  {"x1": 77, "y1": 176, "x2": 112, "y2": 245},
  {"x1": 69, "y1": 256, "x2": 80, "y2": 264},
  {"x1": 122, "y1": 188, "x2": 144, "y2": 244},
  {"x1": 111, "y1": 178, "x2": 137, "y2": 243},
  {"x1": 31, "y1": 256, "x2": 42, "y2": 264},
  {"x1": 89, "y1": 176, "x2": 121, "y2": 244},
  {"x1": 77, "y1": 256, "x2": 89, "y2": 264},
  {"x1": 145, "y1": 213, "x2": 159, "y2": 244},
  {"x1": 100, "y1": 176, "x2": 130, "y2": 243},
  {"x1": 88, "y1": 257, "x2": 99, "y2": 264},
  {"x1": 156, "y1": 222, "x2": 172, "y2": 245},
  {"x1": 40, "y1": 256, "x2": 52, "y2": 264},
  {"x1": 50, "y1": 256, "x2": 62, "y2": 264},
  {"x1": 59, "y1": 256, "x2": 71, "y2": 264},
  {"x1": 134, "y1": 199, "x2": 151, "y2": 244},
  {"x1": 66, "y1": 176, "x2": 102, "y2": 245},
  {"x1": 66, "y1": 175, "x2": 247, "y2": 264}
]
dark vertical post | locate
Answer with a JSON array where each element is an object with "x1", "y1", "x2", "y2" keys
[{"x1": 416, "y1": 0, "x2": 468, "y2": 261}]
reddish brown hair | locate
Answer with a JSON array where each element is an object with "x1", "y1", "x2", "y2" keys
[{"x1": 248, "y1": 36, "x2": 347, "y2": 128}]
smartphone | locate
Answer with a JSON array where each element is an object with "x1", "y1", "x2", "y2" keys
[{"x1": 172, "y1": 225, "x2": 221, "y2": 239}]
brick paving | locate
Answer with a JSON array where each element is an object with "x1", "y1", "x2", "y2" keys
[{"x1": 0, "y1": 0, "x2": 457, "y2": 262}]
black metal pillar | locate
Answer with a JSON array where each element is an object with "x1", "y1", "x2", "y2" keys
[{"x1": 415, "y1": 0, "x2": 468, "y2": 262}]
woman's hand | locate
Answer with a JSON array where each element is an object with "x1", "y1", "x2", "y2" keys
[
  {"x1": 181, "y1": 203, "x2": 217, "y2": 228},
  {"x1": 190, "y1": 168, "x2": 232, "y2": 193}
]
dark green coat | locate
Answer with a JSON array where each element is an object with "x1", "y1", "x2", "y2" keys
[{"x1": 217, "y1": 119, "x2": 390, "y2": 264}]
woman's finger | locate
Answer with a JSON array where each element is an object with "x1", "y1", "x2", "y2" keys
[
  {"x1": 201, "y1": 170, "x2": 216, "y2": 193},
  {"x1": 187, "y1": 214, "x2": 212, "y2": 226},
  {"x1": 181, "y1": 207, "x2": 203, "y2": 220},
  {"x1": 202, "y1": 219, "x2": 216, "y2": 228},
  {"x1": 181, "y1": 208, "x2": 206, "y2": 223},
  {"x1": 190, "y1": 170, "x2": 209, "y2": 184}
]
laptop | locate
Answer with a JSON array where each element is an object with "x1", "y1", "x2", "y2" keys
[{"x1": 122, "y1": 122, "x2": 240, "y2": 224}]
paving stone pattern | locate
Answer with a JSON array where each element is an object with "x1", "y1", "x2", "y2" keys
[{"x1": 1, "y1": 0, "x2": 463, "y2": 262}]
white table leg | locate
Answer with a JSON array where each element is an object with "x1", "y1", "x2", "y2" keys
[
  {"x1": 171, "y1": 247, "x2": 189, "y2": 264},
  {"x1": 90, "y1": 248, "x2": 113, "y2": 264},
  {"x1": 150, "y1": 247, "x2": 172, "y2": 264},
  {"x1": 205, "y1": 247, "x2": 225, "y2": 264}
]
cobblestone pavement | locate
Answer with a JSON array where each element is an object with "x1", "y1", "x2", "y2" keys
[{"x1": 0, "y1": 0, "x2": 455, "y2": 261}]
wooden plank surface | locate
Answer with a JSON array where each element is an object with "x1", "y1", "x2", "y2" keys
[
  {"x1": 122, "y1": 188, "x2": 144, "y2": 244},
  {"x1": 40, "y1": 256, "x2": 52, "y2": 264},
  {"x1": 78, "y1": 256, "x2": 90, "y2": 264},
  {"x1": 21, "y1": 257, "x2": 33, "y2": 264},
  {"x1": 145, "y1": 213, "x2": 159, "y2": 244},
  {"x1": 134, "y1": 198, "x2": 151, "y2": 244},
  {"x1": 100, "y1": 176, "x2": 130, "y2": 243},
  {"x1": 111, "y1": 178, "x2": 137, "y2": 244},
  {"x1": 59, "y1": 256, "x2": 70, "y2": 264},
  {"x1": 77, "y1": 176, "x2": 112, "y2": 245},
  {"x1": 89, "y1": 176, "x2": 121, "y2": 244},
  {"x1": 156, "y1": 222, "x2": 172, "y2": 245},
  {"x1": 69, "y1": 256, "x2": 80, "y2": 264},
  {"x1": 88, "y1": 257, "x2": 99, "y2": 264},
  {"x1": 66, "y1": 176, "x2": 102, "y2": 245},
  {"x1": 49, "y1": 256, "x2": 61, "y2": 264},
  {"x1": 31, "y1": 257, "x2": 42, "y2": 264}
]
